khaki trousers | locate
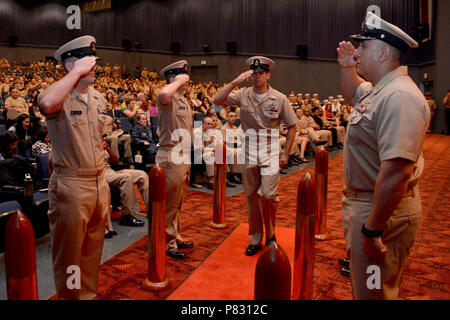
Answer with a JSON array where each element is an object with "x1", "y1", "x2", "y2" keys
[
  {"x1": 104, "y1": 167, "x2": 149, "y2": 214},
  {"x1": 341, "y1": 186, "x2": 422, "y2": 300},
  {"x1": 335, "y1": 126, "x2": 345, "y2": 144},
  {"x1": 279, "y1": 136, "x2": 301, "y2": 156},
  {"x1": 316, "y1": 130, "x2": 333, "y2": 146},
  {"x1": 155, "y1": 147, "x2": 191, "y2": 251},
  {"x1": 104, "y1": 133, "x2": 132, "y2": 159},
  {"x1": 242, "y1": 164, "x2": 280, "y2": 245},
  {"x1": 306, "y1": 127, "x2": 320, "y2": 143},
  {"x1": 48, "y1": 173, "x2": 110, "y2": 300}
]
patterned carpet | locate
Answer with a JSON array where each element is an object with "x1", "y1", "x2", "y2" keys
[{"x1": 92, "y1": 134, "x2": 450, "y2": 300}]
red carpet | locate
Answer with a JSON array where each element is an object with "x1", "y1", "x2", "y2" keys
[
  {"x1": 48, "y1": 134, "x2": 450, "y2": 300},
  {"x1": 167, "y1": 223, "x2": 299, "y2": 300}
]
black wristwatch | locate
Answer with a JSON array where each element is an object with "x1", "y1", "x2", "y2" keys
[{"x1": 361, "y1": 224, "x2": 384, "y2": 238}]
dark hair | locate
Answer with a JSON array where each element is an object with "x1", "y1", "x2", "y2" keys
[
  {"x1": 0, "y1": 131, "x2": 19, "y2": 156},
  {"x1": 206, "y1": 108, "x2": 216, "y2": 117},
  {"x1": 36, "y1": 126, "x2": 48, "y2": 142},
  {"x1": 311, "y1": 107, "x2": 319, "y2": 113},
  {"x1": 16, "y1": 113, "x2": 30, "y2": 127},
  {"x1": 14, "y1": 113, "x2": 32, "y2": 141}
]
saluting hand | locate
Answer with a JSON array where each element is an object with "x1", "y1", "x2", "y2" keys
[
  {"x1": 337, "y1": 41, "x2": 357, "y2": 68},
  {"x1": 72, "y1": 56, "x2": 97, "y2": 78},
  {"x1": 363, "y1": 236, "x2": 387, "y2": 262},
  {"x1": 232, "y1": 70, "x2": 254, "y2": 86},
  {"x1": 175, "y1": 74, "x2": 190, "y2": 84}
]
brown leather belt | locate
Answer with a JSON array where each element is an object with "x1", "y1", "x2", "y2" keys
[
  {"x1": 343, "y1": 186, "x2": 415, "y2": 200},
  {"x1": 54, "y1": 167, "x2": 103, "y2": 176}
]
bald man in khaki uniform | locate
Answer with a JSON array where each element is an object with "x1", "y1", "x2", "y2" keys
[
  {"x1": 221, "y1": 110, "x2": 244, "y2": 184},
  {"x1": 303, "y1": 105, "x2": 333, "y2": 147},
  {"x1": 214, "y1": 56, "x2": 298, "y2": 256},
  {"x1": 337, "y1": 13, "x2": 430, "y2": 299},
  {"x1": 5, "y1": 88, "x2": 29, "y2": 120},
  {"x1": 101, "y1": 113, "x2": 133, "y2": 163},
  {"x1": 157, "y1": 60, "x2": 194, "y2": 260},
  {"x1": 38, "y1": 36, "x2": 110, "y2": 300}
]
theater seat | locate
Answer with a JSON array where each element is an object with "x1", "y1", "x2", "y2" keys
[
  {"x1": 37, "y1": 153, "x2": 50, "y2": 179},
  {"x1": 110, "y1": 186, "x2": 121, "y2": 208},
  {"x1": 120, "y1": 117, "x2": 134, "y2": 134},
  {"x1": 29, "y1": 190, "x2": 50, "y2": 238},
  {"x1": 0, "y1": 200, "x2": 22, "y2": 253}
]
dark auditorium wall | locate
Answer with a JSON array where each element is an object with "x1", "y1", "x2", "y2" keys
[
  {"x1": 430, "y1": 0, "x2": 450, "y2": 134},
  {"x1": 0, "y1": 0, "x2": 433, "y2": 63},
  {"x1": 1, "y1": 0, "x2": 447, "y2": 106}
]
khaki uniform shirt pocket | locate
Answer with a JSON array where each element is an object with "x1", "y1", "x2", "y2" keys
[
  {"x1": 175, "y1": 105, "x2": 189, "y2": 117},
  {"x1": 67, "y1": 108, "x2": 88, "y2": 127},
  {"x1": 263, "y1": 109, "x2": 280, "y2": 119}
]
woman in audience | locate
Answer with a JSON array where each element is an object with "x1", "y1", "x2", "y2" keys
[
  {"x1": 138, "y1": 98, "x2": 151, "y2": 122},
  {"x1": 149, "y1": 94, "x2": 158, "y2": 118},
  {"x1": 324, "y1": 102, "x2": 337, "y2": 123},
  {"x1": 105, "y1": 91, "x2": 114, "y2": 109},
  {"x1": 111, "y1": 95, "x2": 121, "y2": 110},
  {"x1": 131, "y1": 113, "x2": 158, "y2": 164},
  {"x1": 32, "y1": 126, "x2": 52, "y2": 158},
  {"x1": 0, "y1": 131, "x2": 19, "y2": 160},
  {"x1": 191, "y1": 88, "x2": 202, "y2": 109},
  {"x1": 122, "y1": 99, "x2": 138, "y2": 118},
  {"x1": 8, "y1": 113, "x2": 36, "y2": 157},
  {"x1": 199, "y1": 97, "x2": 210, "y2": 114}
]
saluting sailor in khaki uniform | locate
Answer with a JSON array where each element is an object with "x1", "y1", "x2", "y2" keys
[
  {"x1": 337, "y1": 13, "x2": 430, "y2": 299},
  {"x1": 214, "y1": 56, "x2": 298, "y2": 256},
  {"x1": 38, "y1": 36, "x2": 110, "y2": 300},
  {"x1": 156, "y1": 60, "x2": 194, "y2": 260}
]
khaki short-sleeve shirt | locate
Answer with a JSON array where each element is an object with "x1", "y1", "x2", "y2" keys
[
  {"x1": 45, "y1": 87, "x2": 106, "y2": 170},
  {"x1": 226, "y1": 86, "x2": 298, "y2": 131},
  {"x1": 5, "y1": 96, "x2": 29, "y2": 115},
  {"x1": 344, "y1": 66, "x2": 430, "y2": 191},
  {"x1": 296, "y1": 116, "x2": 310, "y2": 131},
  {"x1": 226, "y1": 86, "x2": 298, "y2": 166},
  {"x1": 156, "y1": 91, "x2": 193, "y2": 147}
]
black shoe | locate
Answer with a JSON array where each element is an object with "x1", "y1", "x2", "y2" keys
[
  {"x1": 106, "y1": 227, "x2": 117, "y2": 236},
  {"x1": 341, "y1": 268, "x2": 350, "y2": 277},
  {"x1": 178, "y1": 241, "x2": 194, "y2": 249},
  {"x1": 166, "y1": 249, "x2": 186, "y2": 259},
  {"x1": 245, "y1": 244, "x2": 262, "y2": 256},
  {"x1": 226, "y1": 179, "x2": 236, "y2": 188},
  {"x1": 325, "y1": 146, "x2": 335, "y2": 152},
  {"x1": 232, "y1": 174, "x2": 243, "y2": 184},
  {"x1": 206, "y1": 182, "x2": 214, "y2": 190},
  {"x1": 338, "y1": 257, "x2": 349, "y2": 267},
  {"x1": 119, "y1": 214, "x2": 145, "y2": 227},
  {"x1": 265, "y1": 235, "x2": 276, "y2": 246},
  {"x1": 123, "y1": 157, "x2": 133, "y2": 165},
  {"x1": 289, "y1": 157, "x2": 300, "y2": 165},
  {"x1": 104, "y1": 231, "x2": 114, "y2": 239},
  {"x1": 336, "y1": 143, "x2": 344, "y2": 149},
  {"x1": 315, "y1": 141, "x2": 327, "y2": 146},
  {"x1": 280, "y1": 168, "x2": 287, "y2": 174}
]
